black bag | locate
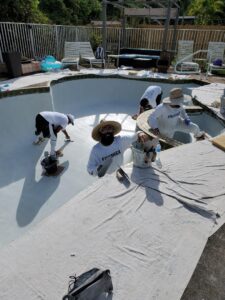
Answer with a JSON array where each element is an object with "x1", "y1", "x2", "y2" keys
[{"x1": 62, "y1": 268, "x2": 113, "y2": 300}]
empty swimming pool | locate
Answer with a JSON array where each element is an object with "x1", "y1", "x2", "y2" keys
[{"x1": 0, "y1": 74, "x2": 221, "y2": 247}]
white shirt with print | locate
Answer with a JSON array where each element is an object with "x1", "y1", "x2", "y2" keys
[
  {"x1": 87, "y1": 134, "x2": 139, "y2": 176},
  {"x1": 148, "y1": 103, "x2": 189, "y2": 138}
]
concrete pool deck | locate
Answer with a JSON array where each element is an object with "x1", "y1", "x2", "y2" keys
[{"x1": 0, "y1": 69, "x2": 225, "y2": 299}]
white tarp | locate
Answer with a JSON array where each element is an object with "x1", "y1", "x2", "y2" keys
[
  {"x1": 192, "y1": 83, "x2": 225, "y2": 120},
  {"x1": 0, "y1": 140, "x2": 224, "y2": 300}
]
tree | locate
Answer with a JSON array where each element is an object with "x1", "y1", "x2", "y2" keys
[
  {"x1": 39, "y1": 0, "x2": 76, "y2": 25},
  {"x1": 0, "y1": 0, "x2": 101, "y2": 25},
  {"x1": 75, "y1": 0, "x2": 101, "y2": 24},
  {"x1": 178, "y1": 0, "x2": 192, "y2": 16},
  {"x1": 0, "y1": 0, "x2": 48, "y2": 23},
  {"x1": 187, "y1": 0, "x2": 225, "y2": 24},
  {"x1": 39, "y1": 0, "x2": 101, "y2": 25}
]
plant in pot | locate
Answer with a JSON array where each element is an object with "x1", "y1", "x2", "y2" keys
[{"x1": 90, "y1": 33, "x2": 102, "y2": 52}]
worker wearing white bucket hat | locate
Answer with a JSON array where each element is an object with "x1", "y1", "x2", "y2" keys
[
  {"x1": 148, "y1": 88, "x2": 205, "y2": 139},
  {"x1": 33, "y1": 111, "x2": 75, "y2": 157}
]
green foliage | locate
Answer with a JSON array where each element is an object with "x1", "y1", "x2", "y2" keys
[
  {"x1": 179, "y1": 0, "x2": 192, "y2": 15},
  {"x1": 90, "y1": 32, "x2": 102, "y2": 51},
  {"x1": 1, "y1": 0, "x2": 225, "y2": 26},
  {"x1": 187, "y1": 0, "x2": 225, "y2": 24},
  {"x1": 0, "y1": 0, "x2": 48, "y2": 23},
  {"x1": 39, "y1": 0, "x2": 101, "y2": 25},
  {"x1": 0, "y1": 0, "x2": 101, "y2": 25},
  {"x1": 39, "y1": 0, "x2": 76, "y2": 25},
  {"x1": 76, "y1": 0, "x2": 101, "y2": 24}
]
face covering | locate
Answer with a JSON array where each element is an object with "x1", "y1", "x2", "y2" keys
[{"x1": 100, "y1": 132, "x2": 114, "y2": 146}]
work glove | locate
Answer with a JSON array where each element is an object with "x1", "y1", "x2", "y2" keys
[
  {"x1": 97, "y1": 157, "x2": 113, "y2": 178},
  {"x1": 184, "y1": 118, "x2": 191, "y2": 126},
  {"x1": 65, "y1": 136, "x2": 74, "y2": 142}
]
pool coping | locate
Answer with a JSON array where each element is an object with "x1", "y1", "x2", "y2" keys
[{"x1": 0, "y1": 73, "x2": 207, "y2": 100}]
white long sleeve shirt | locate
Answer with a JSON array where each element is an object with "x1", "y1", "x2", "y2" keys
[
  {"x1": 87, "y1": 133, "x2": 139, "y2": 176},
  {"x1": 140, "y1": 86, "x2": 162, "y2": 108},
  {"x1": 148, "y1": 103, "x2": 189, "y2": 138},
  {"x1": 40, "y1": 111, "x2": 69, "y2": 155}
]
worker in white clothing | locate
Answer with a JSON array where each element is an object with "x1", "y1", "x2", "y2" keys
[
  {"x1": 87, "y1": 120, "x2": 157, "y2": 177},
  {"x1": 140, "y1": 85, "x2": 163, "y2": 108},
  {"x1": 33, "y1": 111, "x2": 74, "y2": 157},
  {"x1": 148, "y1": 88, "x2": 205, "y2": 140},
  {"x1": 132, "y1": 85, "x2": 163, "y2": 120}
]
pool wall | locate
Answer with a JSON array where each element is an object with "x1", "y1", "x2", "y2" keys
[
  {"x1": 0, "y1": 92, "x2": 52, "y2": 153},
  {"x1": 51, "y1": 77, "x2": 200, "y2": 117}
]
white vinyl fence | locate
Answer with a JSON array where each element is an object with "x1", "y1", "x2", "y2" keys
[
  {"x1": 0, "y1": 22, "x2": 224, "y2": 62},
  {"x1": 0, "y1": 23, "x2": 122, "y2": 62}
]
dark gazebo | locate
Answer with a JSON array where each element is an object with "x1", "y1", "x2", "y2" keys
[{"x1": 101, "y1": 0, "x2": 180, "y2": 55}]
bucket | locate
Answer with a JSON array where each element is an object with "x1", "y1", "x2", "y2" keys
[{"x1": 131, "y1": 141, "x2": 153, "y2": 168}]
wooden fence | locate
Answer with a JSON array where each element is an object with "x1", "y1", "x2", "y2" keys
[{"x1": 0, "y1": 22, "x2": 224, "y2": 62}]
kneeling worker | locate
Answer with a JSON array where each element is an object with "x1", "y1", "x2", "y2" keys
[
  {"x1": 87, "y1": 119, "x2": 156, "y2": 177},
  {"x1": 148, "y1": 88, "x2": 205, "y2": 140},
  {"x1": 132, "y1": 85, "x2": 163, "y2": 120},
  {"x1": 33, "y1": 111, "x2": 74, "y2": 157}
]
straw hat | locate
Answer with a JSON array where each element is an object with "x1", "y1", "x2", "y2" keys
[
  {"x1": 92, "y1": 120, "x2": 121, "y2": 141},
  {"x1": 163, "y1": 88, "x2": 191, "y2": 105}
]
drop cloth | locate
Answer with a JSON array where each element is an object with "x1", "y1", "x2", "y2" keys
[{"x1": 0, "y1": 140, "x2": 224, "y2": 300}]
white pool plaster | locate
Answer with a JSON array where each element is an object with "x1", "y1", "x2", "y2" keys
[
  {"x1": 0, "y1": 74, "x2": 202, "y2": 248},
  {"x1": 0, "y1": 70, "x2": 225, "y2": 300}
]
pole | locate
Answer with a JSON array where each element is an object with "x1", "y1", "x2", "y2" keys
[
  {"x1": 0, "y1": 30, "x2": 3, "y2": 63},
  {"x1": 122, "y1": 14, "x2": 126, "y2": 48},
  {"x1": 102, "y1": 0, "x2": 107, "y2": 58},
  {"x1": 171, "y1": 7, "x2": 180, "y2": 56},
  {"x1": 162, "y1": 0, "x2": 171, "y2": 51},
  {"x1": 55, "y1": 25, "x2": 59, "y2": 59},
  {"x1": 28, "y1": 24, "x2": 35, "y2": 59}
]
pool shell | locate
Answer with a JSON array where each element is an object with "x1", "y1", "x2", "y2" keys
[
  {"x1": 0, "y1": 74, "x2": 225, "y2": 299},
  {"x1": 0, "y1": 75, "x2": 203, "y2": 243}
]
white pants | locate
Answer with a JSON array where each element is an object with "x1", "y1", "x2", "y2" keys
[{"x1": 160, "y1": 119, "x2": 202, "y2": 139}]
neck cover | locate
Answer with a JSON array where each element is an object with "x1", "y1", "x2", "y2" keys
[{"x1": 100, "y1": 132, "x2": 114, "y2": 146}]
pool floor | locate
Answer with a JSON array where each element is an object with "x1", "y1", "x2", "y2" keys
[{"x1": 0, "y1": 110, "x2": 136, "y2": 247}]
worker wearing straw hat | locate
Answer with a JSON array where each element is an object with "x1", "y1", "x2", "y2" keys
[
  {"x1": 87, "y1": 119, "x2": 155, "y2": 177},
  {"x1": 148, "y1": 88, "x2": 205, "y2": 140}
]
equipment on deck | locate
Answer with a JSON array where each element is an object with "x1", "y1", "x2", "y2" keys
[{"x1": 62, "y1": 268, "x2": 113, "y2": 300}]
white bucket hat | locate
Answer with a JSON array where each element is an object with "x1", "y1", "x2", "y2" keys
[
  {"x1": 67, "y1": 114, "x2": 75, "y2": 125},
  {"x1": 163, "y1": 88, "x2": 191, "y2": 105}
]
